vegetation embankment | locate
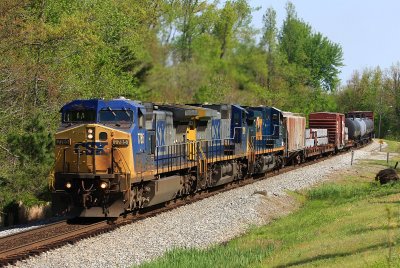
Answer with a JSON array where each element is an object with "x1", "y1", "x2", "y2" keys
[{"x1": 140, "y1": 143, "x2": 400, "y2": 268}]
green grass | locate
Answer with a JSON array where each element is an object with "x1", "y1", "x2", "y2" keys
[
  {"x1": 140, "y1": 181, "x2": 400, "y2": 268},
  {"x1": 381, "y1": 139, "x2": 400, "y2": 153},
  {"x1": 139, "y1": 158, "x2": 400, "y2": 268},
  {"x1": 139, "y1": 141, "x2": 400, "y2": 268}
]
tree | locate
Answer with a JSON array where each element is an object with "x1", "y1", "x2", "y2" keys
[
  {"x1": 385, "y1": 63, "x2": 400, "y2": 137},
  {"x1": 213, "y1": 0, "x2": 251, "y2": 59},
  {"x1": 336, "y1": 66, "x2": 399, "y2": 139},
  {"x1": 279, "y1": 2, "x2": 343, "y2": 91},
  {"x1": 261, "y1": 7, "x2": 278, "y2": 91}
]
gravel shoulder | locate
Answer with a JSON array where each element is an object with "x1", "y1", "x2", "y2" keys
[{"x1": 13, "y1": 141, "x2": 385, "y2": 268}]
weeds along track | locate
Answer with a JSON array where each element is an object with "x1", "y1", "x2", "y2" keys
[{"x1": 0, "y1": 146, "x2": 364, "y2": 267}]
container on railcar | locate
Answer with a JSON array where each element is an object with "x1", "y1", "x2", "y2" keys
[{"x1": 305, "y1": 128, "x2": 329, "y2": 148}]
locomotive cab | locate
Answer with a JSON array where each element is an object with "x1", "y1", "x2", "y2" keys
[{"x1": 52, "y1": 99, "x2": 143, "y2": 217}]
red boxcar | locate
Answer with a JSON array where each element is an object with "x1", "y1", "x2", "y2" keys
[{"x1": 309, "y1": 112, "x2": 345, "y2": 150}]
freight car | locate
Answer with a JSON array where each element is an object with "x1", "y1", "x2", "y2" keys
[
  {"x1": 282, "y1": 112, "x2": 306, "y2": 164},
  {"x1": 51, "y1": 98, "x2": 373, "y2": 218},
  {"x1": 345, "y1": 111, "x2": 374, "y2": 145},
  {"x1": 309, "y1": 112, "x2": 346, "y2": 151}
]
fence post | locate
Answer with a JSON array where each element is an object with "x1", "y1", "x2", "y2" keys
[
  {"x1": 351, "y1": 150, "x2": 354, "y2": 165},
  {"x1": 387, "y1": 152, "x2": 389, "y2": 164}
]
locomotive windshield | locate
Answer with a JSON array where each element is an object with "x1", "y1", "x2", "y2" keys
[
  {"x1": 63, "y1": 110, "x2": 96, "y2": 123},
  {"x1": 99, "y1": 108, "x2": 133, "y2": 123}
]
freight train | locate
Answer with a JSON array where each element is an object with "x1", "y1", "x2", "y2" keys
[{"x1": 51, "y1": 98, "x2": 374, "y2": 217}]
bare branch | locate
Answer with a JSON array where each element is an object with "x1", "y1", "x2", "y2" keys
[{"x1": 0, "y1": 144, "x2": 19, "y2": 158}]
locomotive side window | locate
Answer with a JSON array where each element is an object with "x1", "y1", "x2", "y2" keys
[
  {"x1": 63, "y1": 110, "x2": 96, "y2": 122},
  {"x1": 233, "y1": 112, "x2": 240, "y2": 125},
  {"x1": 138, "y1": 111, "x2": 144, "y2": 128},
  {"x1": 99, "y1": 109, "x2": 133, "y2": 123}
]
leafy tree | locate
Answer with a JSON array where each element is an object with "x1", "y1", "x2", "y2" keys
[
  {"x1": 337, "y1": 65, "x2": 399, "y2": 139},
  {"x1": 385, "y1": 63, "x2": 400, "y2": 138},
  {"x1": 279, "y1": 2, "x2": 343, "y2": 91},
  {"x1": 7, "y1": 116, "x2": 54, "y2": 167},
  {"x1": 213, "y1": 0, "x2": 251, "y2": 59},
  {"x1": 261, "y1": 7, "x2": 278, "y2": 91},
  {"x1": 1, "y1": 116, "x2": 54, "y2": 209}
]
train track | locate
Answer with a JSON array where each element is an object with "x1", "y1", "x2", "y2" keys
[{"x1": 0, "y1": 146, "x2": 363, "y2": 267}]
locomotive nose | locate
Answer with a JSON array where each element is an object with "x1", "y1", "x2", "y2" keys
[
  {"x1": 54, "y1": 125, "x2": 111, "y2": 174},
  {"x1": 55, "y1": 124, "x2": 132, "y2": 175}
]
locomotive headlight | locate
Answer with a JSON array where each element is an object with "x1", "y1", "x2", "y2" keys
[
  {"x1": 100, "y1": 182, "x2": 108, "y2": 189},
  {"x1": 65, "y1": 182, "x2": 72, "y2": 189},
  {"x1": 87, "y1": 128, "x2": 94, "y2": 139}
]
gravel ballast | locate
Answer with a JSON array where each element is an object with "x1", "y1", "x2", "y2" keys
[
  {"x1": 12, "y1": 141, "x2": 386, "y2": 268},
  {"x1": 0, "y1": 217, "x2": 66, "y2": 239}
]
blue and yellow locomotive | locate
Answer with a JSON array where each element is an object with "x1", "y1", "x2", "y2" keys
[{"x1": 52, "y1": 98, "x2": 285, "y2": 217}]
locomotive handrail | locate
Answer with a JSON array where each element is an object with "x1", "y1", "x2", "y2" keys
[
  {"x1": 48, "y1": 148, "x2": 66, "y2": 191},
  {"x1": 154, "y1": 138, "x2": 238, "y2": 174},
  {"x1": 76, "y1": 147, "x2": 80, "y2": 173},
  {"x1": 114, "y1": 147, "x2": 132, "y2": 175},
  {"x1": 151, "y1": 134, "x2": 280, "y2": 177},
  {"x1": 63, "y1": 148, "x2": 68, "y2": 173},
  {"x1": 232, "y1": 127, "x2": 243, "y2": 143},
  {"x1": 113, "y1": 147, "x2": 132, "y2": 209}
]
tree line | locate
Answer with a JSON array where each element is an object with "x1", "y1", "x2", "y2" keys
[{"x1": 0, "y1": 0, "x2": 398, "y2": 212}]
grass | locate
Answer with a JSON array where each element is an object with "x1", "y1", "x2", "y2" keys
[
  {"x1": 139, "y1": 142, "x2": 400, "y2": 268},
  {"x1": 381, "y1": 139, "x2": 400, "y2": 153}
]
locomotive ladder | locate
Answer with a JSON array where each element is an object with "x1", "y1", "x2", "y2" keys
[
  {"x1": 197, "y1": 142, "x2": 208, "y2": 181},
  {"x1": 248, "y1": 138, "x2": 256, "y2": 174}
]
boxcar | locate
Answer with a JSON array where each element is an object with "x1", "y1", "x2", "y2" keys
[{"x1": 309, "y1": 112, "x2": 345, "y2": 150}]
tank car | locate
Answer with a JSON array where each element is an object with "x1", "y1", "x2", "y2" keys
[
  {"x1": 52, "y1": 99, "x2": 285, "y2": 217},
  {"x1": 345, "y1": 111, "x2": 374, "y2": 144}
]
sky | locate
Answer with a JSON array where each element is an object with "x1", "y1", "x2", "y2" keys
[{"x1": 249, "y1": 0, "x2": 400, "y2": 84}]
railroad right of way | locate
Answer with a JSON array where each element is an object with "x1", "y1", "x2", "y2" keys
[{"x1": 9, "y1": 141, "x2": 383, "y2": 268}]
